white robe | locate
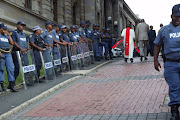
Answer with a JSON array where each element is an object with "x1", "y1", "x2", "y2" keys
[{"x1": 121, "y1": 28, "x2": 135, "y2": 59}]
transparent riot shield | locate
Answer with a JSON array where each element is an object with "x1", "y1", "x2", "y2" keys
[
  {"x1": 16, "y1": 50, "x2": 38, "y2": 88},
  {"x1": 53, "y1": 46, "x2": 62, "y2": 75},
  {"x1": 88, "y1": 42, "x2": 95, "y2": 64},
  {"x1": 77, "y1": 43, "x2": 84, "y2": 67},
  {"x1": 69, "y1": 45, "x2": 79, "y2": 70},
  {"x1": 83, "y1": 42, "x2": 91, "y2": 66},
  {"x1": 60, "y1": 45, "x2": 70, "y2": 72},
  {"x1": 40, "y1": 49, "x2": 56, "y2": 80}
]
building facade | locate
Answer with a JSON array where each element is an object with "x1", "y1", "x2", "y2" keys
[{"x1": 0, "y1": 0, "x2": 138, "y2": 37}]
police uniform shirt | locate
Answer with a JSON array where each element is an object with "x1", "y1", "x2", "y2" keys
[
  {"x1": 29, "y1": 33, "x2": 45, "y2": 49},
  {"x1": 154, "y1": 22, "x2": 180, "y2": 60},
  {"x1": 51, "y1": 29, "x2": 60, "y2": 42},
  {"x1": 90, "y1": 29, "x2": 99, "y2": 42},
  {"x1": 0, "y1": 34, "x2": 9, "y2": 49},
  {"x1": 101, "y1": 32, "x2": 109, "y2": 42},
  {"x1": 78, "y1": 27, "x2": 86, "y2": 38},
  {"x1": 60, "y1": 32, "x2": 71, "y2": 43},
  {"x1": 11, "y1": 30, "x2": 28, "y2": 49},
  {"x1": 75, "y1": 32, "x2": 80, "y2": 39},
  {"x1": 70, "y1": 32, "x2": 78, "y2": 42},
  {"x1": 40, "y1": 29, "x2": 53, "y2": 45},
  {"x1": 85, "y1": 27, "x2": 91, "y2": 38}
]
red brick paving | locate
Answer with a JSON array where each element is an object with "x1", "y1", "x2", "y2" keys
[{"x1": 24, "y1": 79, "x2": 168, "y2": 117}]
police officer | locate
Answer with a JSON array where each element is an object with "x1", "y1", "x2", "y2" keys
[
  {"x1": 154, "y1": 4, "x2": 180, "y2": 120},
  {"x1": 78, "y1": 21, "x2": 88, "y2": 42},
  {"x1": 70, "y1": 25, "x2": 79, "y2": 44},
  {"x1": 11, "y1": 21, "x2": 29, "y2": 82},
  {"x1": 40, "y1": 21, "x2": 54, "y2": 53},
  {"x1": 29, "y1": 26, "x2": 48, "y2": 79},
  {"x1": 100, "y1": 28, "x2": 109, "y2": 60},
  {"x1": 106, "y1": 28, "x2": 113, "y2": 60},
  {"x1": 0, "y1": 23, "x2": 17, "y2": 92},
  {"x1": 90, "y1": 24, "x2": 100, "y2": 61},
  {"x1": 85, "y1": 20, "x2": 91, "y2": 39}
]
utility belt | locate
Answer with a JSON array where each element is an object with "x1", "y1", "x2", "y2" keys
[
  {"x1": 0, "y1": 48, "x2": 11, "y2": 54},
  {"x1": 166, "y1": 58, "x2": 180, "y2": 62}
]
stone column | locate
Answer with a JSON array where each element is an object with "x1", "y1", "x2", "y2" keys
[
  {"x1": 41, "y1": 0, "x2": 53, "y2": 20},
  {"x1": 64, "y1": 0, "x2": 73, "y2": 27},
  {"x1": 57, "y1": 0, "x2": 65, "y2": 24}
]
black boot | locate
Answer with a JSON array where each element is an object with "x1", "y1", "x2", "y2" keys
[
  {"x1": 171, "y1": 105, "x2": 179, "y2": 120},
  {"x1": 0, "y1": 83, "x2": 6, "y2": 91},
  {"x1": 130, "y1": 58, "x2": 133, "y2": 63},
  {"x1": 145, "y1": 57, "x2": 148, "y2": 60},
  {"x1": 8, "y1": 82, "x2": 18, "y2": 92},
  {"x1": 140, "y1": 56, "x2": 143, "y2": 61},
  {"x1": 124, "y1": 58, "x2": 128, "y2": 62}
]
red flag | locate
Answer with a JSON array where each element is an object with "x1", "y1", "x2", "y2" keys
[
  {"x1": 112, "y1": 39, "x2": 123, "y2": 49},
  {"x1": 134, "y1": 43, "x2": 140, "y2": 54},
  {"x1": 125, "y1": 27, "x2": 131, "y2": 55}
]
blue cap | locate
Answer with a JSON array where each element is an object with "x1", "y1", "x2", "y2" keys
[
  {"x1": 106, "y1": 28, "x2": 110, "y2": 31},
  {"x1": 172, "y1": 4, "x2": 180, "y2": 16},
  {"x1": 75, "y1": 25, "x2": 78, "y2": 29},
  {"x1": 86, "y1": 20, "x2": 91, "y2": 24},
  {"x1": 33, "y1": 26, "x2": 42, "y2": 31},
  {"x1": 45, "y1": 21, "x2": 54, "y2": 26},
  {"x1": 57, "y1": 24, "x2": 61, "y2": 29},
  {"x1": 17, "y1": 21, "x2": 26, "y2": 26},
  {"x1": 61, "y1": 25, "x2": 67, "y2": 29},
  {"x1": 0, "y1": 23, "x2": 8, "y2": 30},
  {"x1": 93, "y1": 24, "x2": 97, "y2": 27},
  {"x1": 71, "y1": 25, "x2": 76, "y2": 29},
  {"x1": 96, "y1": 24, "x2": 100, "y2": 27},
  {"x1": 80, "y1": 21, "x2": 85, "y2": 25}
]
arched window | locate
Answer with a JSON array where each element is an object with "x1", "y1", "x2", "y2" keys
[{"x1": 25, "y1": 0, "x2": 32, "y2": 10}]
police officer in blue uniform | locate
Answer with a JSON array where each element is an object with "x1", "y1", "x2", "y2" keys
[
  {"x1": 11, "y1": 21, "x2": 29, "y2": 82},
  {"x1": 70, "y1": 25, "x2": 79, "y2": 44},
  {"x1": 40, "y1": 21, "x2": 54, "y2": 53},
  {"x1": 100, "y1": 28, "x2": 109, "y2": 60},
  {"x1": 154, "y1": 4, "x2": 180, "y2": 120},
  {"x1": 85, "y1": 20, "x2": 91, "y2": 39},
  {"x1": 106, "y1": 28, "x2": 113, "y2": 60},
  {"x1": 29, "y1": 26, "x2": 48, "y2": 79},
  {"x1": 0, "y1": 23, "x2": 17, "y2": 92},
  {"x1": 90, "y1": 24, "x2": 100, "y2": 61},
  {"x1": 78, "y1": 21, "x2": 88, "y2": 42}
]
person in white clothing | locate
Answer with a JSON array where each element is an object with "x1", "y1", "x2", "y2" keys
[{"x1": 121, "y1": 24, "x2": 135, "y2": 63}]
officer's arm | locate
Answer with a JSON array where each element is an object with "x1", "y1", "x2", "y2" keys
[
  {"x1": 8, "y1": 35, "x2": 14, "y2": 45},
  {"x1": 154, "y1": 45, "x2": 161, "y2": 71},
  {"x1": 30, "y1": 42, "x2": 43, "y2": 51}
]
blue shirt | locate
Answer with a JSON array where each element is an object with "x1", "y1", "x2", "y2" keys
[
  {"x1": 52, "y1": 29, "x2": 60, "y2": 42},
  {"x1": 85, "y1": 27, "x2": 91, "y2": 38},
  {"x1": 78, "y1": 27, "x2": 86, "y2": 38},
  {"x1": 148, "y1": 30, "x2": 156, "y2": 42},
  {"x1": 70, "y1": 32, "x2": 78, "y2": 42},
  {"x1": 60, "y1": 32, "x2": 71, "y2": 43},
  {"x1": 11, "y1": 30, "x2": 28, "y2": 49},
  {"x1": 0, "y1": 34, "x2": 9, "y2": 49},
  {"x1": 101, "y1": 32, "x2": 109, "y2": 42},
  {"x1": 40, "y1": 29, "x2": 53, "y2": 44},
  {"x1": 154, "y1": 22, "x2": 180, "y2": 59},
  {"x1": 90, "y1": 29, "x2": 99, "y2": 42}
]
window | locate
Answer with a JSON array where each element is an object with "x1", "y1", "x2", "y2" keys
[
  {"x1": 25, "y1": 0, "x2": 32, "y2": 10},
  {"x1": 53, "y1": 0, "x2": 58, "y2": 22}
]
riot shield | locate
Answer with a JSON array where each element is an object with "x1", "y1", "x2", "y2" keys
[
  {"x1": 60, "y1": 45, "x2": 70, "y2": 72},
  {"x1": 77, "y1": 43, "x2": 84, "y2": 67},
  {"x1": 53, "y1": 46, "x2": 62, "y2": 75},
  {"x1": 83, "y1": 42, "x2": 91, "y2": 66},
  {"x1": 69, "y1": 45, "x2": 79, "y2": 70},
  {"x1": 40, "y1": 49, "x2": 56, "y2": 80},
  {"x1": 88, "y1": 42, "x2": 95, "y2": 64},
  {"x1": 16, "y1": 50, "x2": 38, "y2": 88}
]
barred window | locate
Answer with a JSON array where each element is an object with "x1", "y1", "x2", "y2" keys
[{"x1": 25, "y1": 0, "x2": 32, "y2": 10}]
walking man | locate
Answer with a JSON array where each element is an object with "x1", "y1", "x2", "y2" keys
[
  {"x1": 154, "y1": 4, "x2": 180, "y2": 120},
  {"x1": 148, "y1": 25, "x2": 156, "y2": 56},
  {"x1": 121, "y1": 24, "x2": 135, "y2": 63},
  {"x1": 136, "y1": 19, "x2": 149, "y2": 61}
]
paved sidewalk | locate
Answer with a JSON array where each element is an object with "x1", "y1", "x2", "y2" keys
[{"x1": 6, "y1": 57, "x2": 170, "y2": 120}]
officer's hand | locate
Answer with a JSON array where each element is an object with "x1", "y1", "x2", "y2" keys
[
  {"x1": 21, "y1": 49, "x2": 27, "y2": 54},
  {"x1": 39, "y1": 48, "x2": 44, "y2": 52},
  {"x1": 154, "y1": 61, "x2": 161, "y2": 72},
  {"x1": 49, "y1": 44, "x2": 53, "y2": 47},
  {"x1": 46, "y1": 46, "x2": 50, "y2": 50},
  {"x1": 3, "y1": 30, "x2": 10, "y2": 36},
  {"x1": 0, "y1": 52, "x2": 1, "y2": 57},
  {"x1": 56, "y1": 44, "x2": 60, "y2": 48}
]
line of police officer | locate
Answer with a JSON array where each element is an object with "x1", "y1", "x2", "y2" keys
[{"x1": 0, "y1": 20, "x2": 113, "y2": 92}]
